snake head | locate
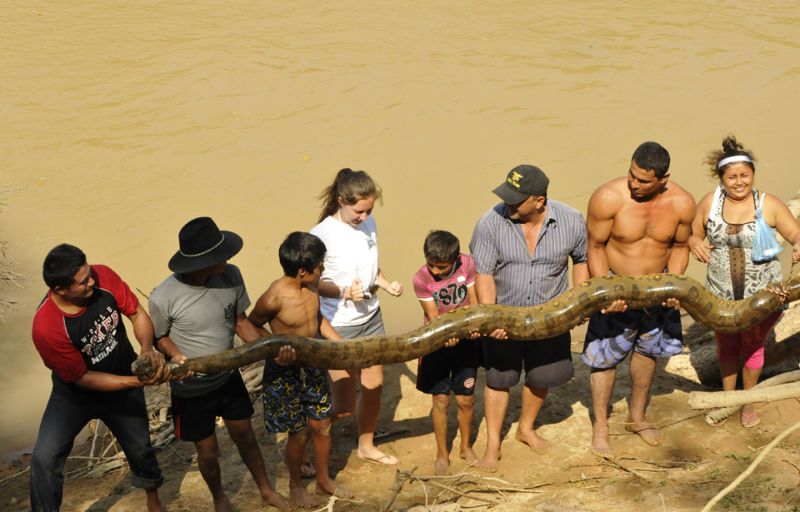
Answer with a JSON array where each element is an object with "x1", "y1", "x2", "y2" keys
[
  {"x1": 131, "y1": 354, "x2": 156, "y2": 380},
  {"x1": 765, "y1": 283, "x2": 790, "y2": 304},
  {"x1": 131, "y1": 354, "x2": 183, "y2": 381}
]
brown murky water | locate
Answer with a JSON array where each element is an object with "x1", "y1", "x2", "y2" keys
[{"x1": 2, "y1": 1, "x2": 799, "y2": 453}]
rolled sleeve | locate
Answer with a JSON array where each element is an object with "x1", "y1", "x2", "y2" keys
[
  {"x1": 571, "y1": 222, "x2": 589, "y2": 264},
  {"x1": 469, "y1": 215, "x2": 499, "y2": 275}
]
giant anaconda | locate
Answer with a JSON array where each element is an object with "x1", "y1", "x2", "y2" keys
[{"x1": 132, "y1": 272, "x2": 800, "y2": 379}]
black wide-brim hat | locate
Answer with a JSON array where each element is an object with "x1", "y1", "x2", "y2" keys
[{"x1": 168, "y1": 217, "x2": 243, "y2": 273}]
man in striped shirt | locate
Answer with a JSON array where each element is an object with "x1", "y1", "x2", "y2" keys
[{"x1": 469, "y1": 164, "x2": 589, "y2": 470}]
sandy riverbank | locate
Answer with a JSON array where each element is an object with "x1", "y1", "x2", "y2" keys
[{"x1": 2, "y1": 308, "x2": 800, "y2": 511}]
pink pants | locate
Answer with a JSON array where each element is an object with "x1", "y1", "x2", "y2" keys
[{"x1": 716, "y1": 311, "x2": 782, "y2": 370}]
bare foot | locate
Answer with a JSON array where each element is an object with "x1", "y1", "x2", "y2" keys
[
  {"x1": 316, "y1": 478, "x2": 354, "y2": 498},
  {"x1": 356, "y1": 447, "x2": 398, "y2": 465},
  {"x1": 289, "y1": 484, "x2": 319, "y2": 509},
  {"x1": 459, "y1": 447, "x2": 478, "y2": 464},
  {"x1": 514, "y1": 428, "x2": 550, "y2": 454},
  {"x1": 475, "y1": 451, "x2": 501, "y2": 472},
  {"x1": 625, "y1": 420, "x2": 662, "y2": 446},
  {"x1": 145, "y1": 491, "x2": 166, "y2": 512},
  {"x1": 591, "y1": 422, "x2": 613, "y2": 457},
  {"x1": 213, "y1": 495, "x2": 234, "y2": 512},
  {"x1": 434, "y1": 456, "x2": 450, "y2": 475},
  {"x1": 261, "y1": 489, "x2": 290, "y2": 511}
]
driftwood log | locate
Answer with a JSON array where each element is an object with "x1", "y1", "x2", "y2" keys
[
  {"x1": 689, "y1": 381, "x2": 800, "y2": 410},
  {"x1": 704, "y1": 369, "x2": 800, "y2": 424},
  {"x1": 133, "y1": 272, "x2": 800, "y2": 380}
]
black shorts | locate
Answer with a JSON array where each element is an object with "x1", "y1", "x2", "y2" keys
[
  {"x1": 172, "y1": 371, "x2": 254, "y2": 442},
  {"x1": 482, "y1": 333, "x2": 574, "y2": 389},
  {"x1": 416, "y1": 339, "x2": 479, "y2": 396}
]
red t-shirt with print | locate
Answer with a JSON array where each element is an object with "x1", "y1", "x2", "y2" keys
[{"x1": 32, "y1": 265, "x2": 139, "y2": 385}]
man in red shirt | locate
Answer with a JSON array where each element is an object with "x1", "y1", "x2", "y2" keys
[{"x1": 30, "y1": 244, "x2": 170, "y2": 512}]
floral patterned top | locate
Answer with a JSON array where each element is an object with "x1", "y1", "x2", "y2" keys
[{"x1": 705, "y1": 186, "x2": 782, "y2": 300}]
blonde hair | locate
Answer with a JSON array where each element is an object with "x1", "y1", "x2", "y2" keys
[{"x1": 318, "y1": 168, "x2": 383, "y2": 222}]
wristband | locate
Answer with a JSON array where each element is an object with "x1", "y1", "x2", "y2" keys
[{"x1": 341, "y1": 286, "x2": 347, "y2": 299}]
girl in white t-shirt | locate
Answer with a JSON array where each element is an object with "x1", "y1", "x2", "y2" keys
[{"x1": 310, "y1": 168, "x2": 403, "y2": 465}]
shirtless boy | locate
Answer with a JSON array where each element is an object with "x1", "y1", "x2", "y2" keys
[
  {"x1": 249, "y1": 232, "x2": 353, "y2": 508},
  {"x1": 583, "y1": 141, "x2": 695, "y2": 455}
]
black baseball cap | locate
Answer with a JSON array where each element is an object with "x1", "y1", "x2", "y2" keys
[{"x1": 492, "y1": 164, "x2": 549, "y2": 204}]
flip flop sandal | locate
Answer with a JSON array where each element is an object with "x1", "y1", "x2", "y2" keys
[
  {"x1": 357, "y1": 453, "x2": 398, "y2": 465},
  {"x1": 741, "y1": 410, "x2": 760, "y2": 428}
]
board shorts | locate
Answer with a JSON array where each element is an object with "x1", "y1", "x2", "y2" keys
[
  {"x1": 582, "y1": 306, "x2": 683, "y2": 369},
  {"x1": 172, "y1": 371, "x2": 253, "y2": 442},
  {"x1": 716, "y1": 310, "x2": 782, "y2": 370},
  {"x1": 262, "y1": 362, "x2": 332, "y2": 434},
  {"x1": 482, "y1": 332, "x2": 574, "y2": 389},
  {"x1": 416, "y1": 339, "x2": 479, "y2": 396}
]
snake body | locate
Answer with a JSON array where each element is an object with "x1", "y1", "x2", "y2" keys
[{"x1": 132, "y1": 273, "x2": 800, "y2": 379}]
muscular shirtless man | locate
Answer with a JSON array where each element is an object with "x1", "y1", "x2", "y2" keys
[{"x1": 583, "y1": 142, "x2": 695, "y2": 455}]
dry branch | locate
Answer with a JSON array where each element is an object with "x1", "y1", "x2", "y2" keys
[
  {"x1": 596, "y1": 455, "x2": 651, "y2": 480},
  {"x1": 242, "y1": 363, "x2": 264, "y2": 393},
  {"x1": 0, "y1": 190, "x2": 22, "y2": 325},
  {"x1": 689, "y1": 381, "x2": 800, "y2": 409},
  {"x1": 0, "y1": 466, "x2": 30, "y2": 485},
  {"x1": 705, "y1": 370, "x2": 800, "y2": 424},
  {"x1": 378, "y1": 467, "x2": 550, "y2": 510},
  {"x1": 701, "y1": 419, "x2": 800, "y2": 511},
  {"x1": 381, "y1": 466, "x2": 416, "y2": 512},
  {"x1": 310, "y1": 494, "x2": 363, "y2": 512},
  {"x1": 419, "y1": 478, "x2": 501, "y2": 505}
]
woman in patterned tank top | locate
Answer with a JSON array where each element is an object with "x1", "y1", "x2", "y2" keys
[{"x1": 689, "y1": 135, "x2": 800, "y2": 428}]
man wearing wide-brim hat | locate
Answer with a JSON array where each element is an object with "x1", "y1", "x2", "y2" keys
[{"x1": 148, "y1": 217, "x2": 293, "y2": 510}]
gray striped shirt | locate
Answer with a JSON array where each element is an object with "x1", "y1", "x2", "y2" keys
[{"x1": 469, "y1": 200, "x2": 587, "y2": 307}]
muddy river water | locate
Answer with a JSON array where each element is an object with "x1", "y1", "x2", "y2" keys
[{"x1": 1, "y1": 1, "x2": 798, "y2": 454}]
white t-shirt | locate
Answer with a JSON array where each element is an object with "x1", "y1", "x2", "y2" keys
[{"x1": 310, "y1": 215, "x2": 380, "y2": 327}]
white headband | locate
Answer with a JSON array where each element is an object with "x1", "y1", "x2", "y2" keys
[{"x1": 717, "y1": 155, "x2": 753, "y2": 170}]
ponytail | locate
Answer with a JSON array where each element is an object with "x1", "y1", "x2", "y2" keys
[{"x1": 318, "y1": 168, "x2": 382, "y2": 222}]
